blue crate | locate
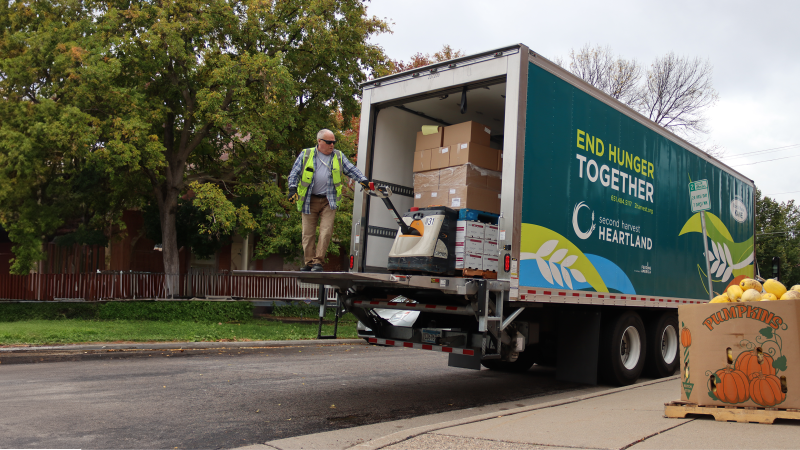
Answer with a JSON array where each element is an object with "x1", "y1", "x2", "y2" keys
[{"x1": 457, "y1": 209, "x2": 500, "y2": 225}]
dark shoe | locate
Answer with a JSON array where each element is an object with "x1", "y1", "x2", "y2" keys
[
  {"x1": 311, "y1": 264, "x2": 324, "y2": 272},
  {"x1": 300, "y1": 265, "x2": 312, "y2": 272}
]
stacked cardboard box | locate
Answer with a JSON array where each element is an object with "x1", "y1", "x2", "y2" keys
[
  {"x1": 413, "y1": 121, "x2": 502, "y2": 213},
  {"x1": 454, "y1": 220, "x2": 500, "y2": 271}
]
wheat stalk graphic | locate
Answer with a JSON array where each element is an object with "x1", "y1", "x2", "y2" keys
[{"x1": 521, "y1": 240, "x2": 586, "y2": 289}]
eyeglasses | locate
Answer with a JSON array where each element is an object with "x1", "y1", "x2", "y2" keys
[{"x1": 319, "y1": 139, "x2": 336, "y2": 145}]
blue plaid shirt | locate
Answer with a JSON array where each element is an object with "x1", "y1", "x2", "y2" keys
[{"x1": 288, "y1": 147, "x2": 368, "y2": 214}]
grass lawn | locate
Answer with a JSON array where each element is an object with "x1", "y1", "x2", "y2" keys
[{"x1": 0, "y1": 318, "x2": 359, "y2": 346}]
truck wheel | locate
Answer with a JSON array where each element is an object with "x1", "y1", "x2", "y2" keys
[
  {"x1": 644, "y1": 313, "x2": 679, "y2": 378},
  {"x1": 599, "y1": 311, "x2": 646, "y2": 386}
]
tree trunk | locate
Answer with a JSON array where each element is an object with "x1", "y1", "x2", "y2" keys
[{"x1": 156, "y1": 184, "x2": 181, "y2": 298}]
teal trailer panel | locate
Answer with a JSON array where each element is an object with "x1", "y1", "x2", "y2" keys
[{"x1": 519, "y1": 63, "x2": 754, "y2": 300}]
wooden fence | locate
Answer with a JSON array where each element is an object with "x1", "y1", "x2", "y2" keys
[{"x1": 0, "y1": 272, "x2": 335, "y2": 302}]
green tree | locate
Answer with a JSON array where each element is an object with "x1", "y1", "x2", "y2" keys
[
  {"x1": 755, "y1": 188, "x2": 800, "y2": 286},
  {"x1": 0, "y1": 0, "x2": 389, "y2": 282}
]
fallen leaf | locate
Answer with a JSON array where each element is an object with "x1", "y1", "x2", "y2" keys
[
  {"x1": 330, "y1": 405, "x2": 336, "y2": 409},
  {"x1": 256, "y1": 410, "x2": 260, "y2": 413}
]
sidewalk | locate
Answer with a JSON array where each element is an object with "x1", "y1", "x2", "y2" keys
[{"x1": 250, "y1": 376, "x2": 799, "y2": 450}]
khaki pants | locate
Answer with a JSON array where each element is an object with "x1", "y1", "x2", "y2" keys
[{"x1": 302, "y1": 196, "x2": 336, "y2": 266}]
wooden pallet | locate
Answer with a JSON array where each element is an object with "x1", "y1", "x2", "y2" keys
[
  {"x1": 664, "y1": 401, "x2": 800, "y2": 424},
  {"x1": 457, "y1": 268, "x2": 498, "y2": 279}
]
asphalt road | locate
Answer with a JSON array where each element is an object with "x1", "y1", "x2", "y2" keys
[{"x1": 0, "y1": 342, "x2": 583, "y2": 449}]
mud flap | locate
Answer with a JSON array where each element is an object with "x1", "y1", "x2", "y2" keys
[
  {"x1": 448, "y1": 352, "x2": 482, "y2": 370},
  {"x1": 556, "y1": 310, "x2": 601, "y2": 385}
]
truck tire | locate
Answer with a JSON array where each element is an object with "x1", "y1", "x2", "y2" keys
[
  {"x1": 481, "y1": 346, "x2": 538, "y2": 372},
  {"x1": 599, "y1": 311, "x2": 646, "y2": 386},
  {"x1": 644, "y1": 313, "x2": 679, "y2": 378}
]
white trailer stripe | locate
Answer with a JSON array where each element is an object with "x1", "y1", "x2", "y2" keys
[
  {"x1": 367, "y1": 338, "x2": 476, "y2": 356},
  {"x1": 518, "y1": 288, "x2": 707, "y2": 307}
]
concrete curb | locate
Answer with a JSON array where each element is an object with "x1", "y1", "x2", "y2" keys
[
  {"x1": 347, "y1": 375, "x2": 680, "y2": 450},
  {"x1": 0, "y1": 339, "x2": 366, "y2": 353}
]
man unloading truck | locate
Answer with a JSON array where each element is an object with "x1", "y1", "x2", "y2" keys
[{"x1": 287, "y1": 129, "x2": 371, "y2": 272}]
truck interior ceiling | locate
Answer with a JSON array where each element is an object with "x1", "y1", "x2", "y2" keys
[{"x1": 364, "y1": 80, "x2": 507, "y2": 271}]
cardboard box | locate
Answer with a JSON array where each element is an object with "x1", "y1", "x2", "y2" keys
[
  {"x1": 455, "y1": 238, "x2": 484, "y2": 254},
  {"x1": 413, "y1": 190, "x2": 430, "y2": 208},
  {"x1": 455, "y1": 256, "x2": 464, "y2": 269},
  {"x1": 678, "y1": 300, "x2": 799, "y2": 409},
  {"x1": 449, "y1": 142, "x2": 499, "y2": 171},
  {"x1": 415, "y1": 127, "x2": 443, "y2": 151},
  {"x1": 498, "y1": 151, "x2": 504, "y2": 172},
  {"x1": 456, "y1": 221, "x2": 485, "y2": 239},
  {"x1": 485, "y1": 224, "x2": 498, "y2": 241},
  {"x1": 462, "y1": 253, "x2": 483, "y2": 270},
  {"x1": 443, "y1": 121, "x2": 491, "y2": 147},
  {"x1": 430, "y1": 147, "x2": 451, "y2": 170},
  {"x1": 413, "y1": 171, "x2": 439, "y2": 191},
  {"x1": 448, "y1": 186, "x2": 501, "y2": 215},
  {"x1": 413, "y1": 149, "x2": 432, "y2": 173},
  {"x1": 485, "y1": 171, "x2": 502, "y2": 191},
  {"x1": 484, "y1": 256, "x2": 499, "y2": 272},
  {"x1": 428, "y1": 189, "x2": 447, "y2": 207},
  {"x1": 439, "y1": 164, "x2": 486, "y2": 188},
  {"x1": 416, "y1": 189, "x2": 447, "y2": 208},
  {"x1": 483, "y1": 240, "x2": 498, "y2": 255}
]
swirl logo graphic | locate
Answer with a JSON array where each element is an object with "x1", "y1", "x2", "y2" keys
[{"x1": 572, "y1": 202, "x2": 595, "y2": 240}]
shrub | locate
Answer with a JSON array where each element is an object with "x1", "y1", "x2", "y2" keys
[
  {"x1": 0, "y1": 301, "x2": 252, "y2": 323},
  {"x1": 0, "y1": 303, "x2": 101, "y2": 321}
]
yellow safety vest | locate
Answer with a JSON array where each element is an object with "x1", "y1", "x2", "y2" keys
[{"x1": 297, "y1": 147, "x2": 343, "y2": 212}]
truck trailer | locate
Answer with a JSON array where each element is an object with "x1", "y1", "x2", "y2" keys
[{"x1": 238, "y1": 44, "x2": 756, "y2": 386}]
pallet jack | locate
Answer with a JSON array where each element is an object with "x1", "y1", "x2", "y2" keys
[{"x1": 368, "y1": 184, "x2": 458, "y2": 275}]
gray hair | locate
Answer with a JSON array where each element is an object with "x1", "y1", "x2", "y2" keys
[{"x1": 317, "y1": 129, "x2": 335, "y2": 140}]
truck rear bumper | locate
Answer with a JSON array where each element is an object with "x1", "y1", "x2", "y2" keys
[{"x1": 367, "y1": 337, "x2": 478, "y2": 356}]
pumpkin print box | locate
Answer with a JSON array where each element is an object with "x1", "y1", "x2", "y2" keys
[{"x1": 678, "y1": 300, "x2": 798, "y2": 409}]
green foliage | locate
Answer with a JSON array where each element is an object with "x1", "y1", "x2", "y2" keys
[
  {"x1": 98, "y1": 301, "x2": 252, "y2": 322},
  {"x1": 0, "y1": 0, "x2": 390, "y2": 273},
  {"x1": 0, "y1": 301, "x2": 251, "y2": 323},
  {"x1": 190, "y1": 181, "x2": 256, "y2": 238},
  {"x1": 272, "y1": 301, "x2": 355, "y2": 322},
  {"x1": 0, "y1": 303, "x2": 102, "y2": 321},
  {"x1": 0, "y1": 319, "x2": 358, "y2": 345},
  {"x1": 755, "y1": 188, "x2": 800, "y2": 286}
]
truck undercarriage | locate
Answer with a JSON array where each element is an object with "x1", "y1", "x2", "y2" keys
[{"x1": 235, "y1": 270, "x2": 680, "y2": 385}]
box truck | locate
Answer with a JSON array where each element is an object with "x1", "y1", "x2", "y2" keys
[{"x1": 238, "y1": 44, "x2": 756, "y2": 386}]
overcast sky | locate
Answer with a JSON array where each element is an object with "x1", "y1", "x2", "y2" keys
[{"x1": 366, "y1": 0, "x2": 800, "y2": 206}]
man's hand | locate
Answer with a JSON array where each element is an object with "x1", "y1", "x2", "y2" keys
[
  {"x1": 287, "y1": 187, "x2": 299, "y2": 203},
  {"x1": 360, "y1": 180, "x2": 372, "y2": 191}
]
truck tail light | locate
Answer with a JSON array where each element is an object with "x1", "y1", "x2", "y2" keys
[
  {"x1": 503, "y1": 254, "x2": 511, "y2": 272},
  {"x1": 349, "y1": 255, "x2": 354, "y2": 270}
]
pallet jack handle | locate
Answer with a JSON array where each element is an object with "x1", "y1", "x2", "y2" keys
[{"x1": 366, "y1": 184, "x2": 420, "y2": 236}]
